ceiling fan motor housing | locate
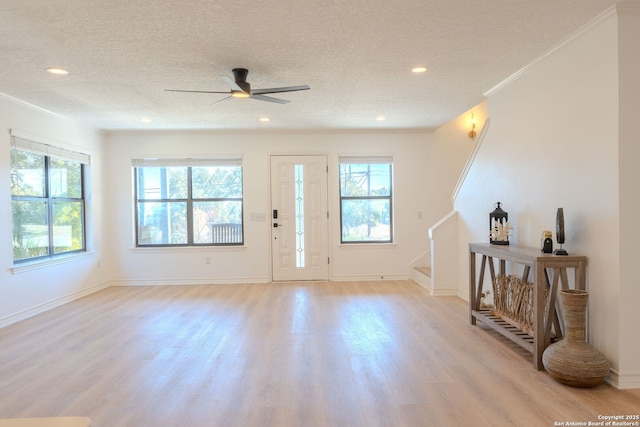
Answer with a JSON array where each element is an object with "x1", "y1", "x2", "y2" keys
[
  {"x1": 232, "y1": 68, "x2": 251, "y2": 93},
  {"x1": 232, "y1": 68, "x2": 249, "y2": 83}
]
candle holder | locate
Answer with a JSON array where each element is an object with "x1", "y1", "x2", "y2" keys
[{"x1": 554, "y1": 208, "x2": 568, "y2": 255}]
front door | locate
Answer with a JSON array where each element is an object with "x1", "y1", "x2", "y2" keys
[{"x1": 270, "y1": 155, "x2": 329, "y2": 281}]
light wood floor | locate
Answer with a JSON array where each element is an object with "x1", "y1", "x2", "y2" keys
[{"x1": 0, "y1": 281, "x2": 638, "y2": 426}]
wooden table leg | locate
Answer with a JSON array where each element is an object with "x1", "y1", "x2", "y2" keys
[
  {"x1": 534, "y1": 262, "x2": 546, "y2": 370},
  {"x1": 470, "y1": 250, "x2": 477, "y2": 324},
  {"x1": 545, "y1": 269, "x2": 562, "y2": 342}
]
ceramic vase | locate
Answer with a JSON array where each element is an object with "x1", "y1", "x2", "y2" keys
[{"x1": 542, "y1": 289, "x2": 609, "y2": 387}]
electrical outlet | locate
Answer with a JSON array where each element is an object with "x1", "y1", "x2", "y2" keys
[{"x1": 205, "y1": 257, "x2": 211, "y2": 265}]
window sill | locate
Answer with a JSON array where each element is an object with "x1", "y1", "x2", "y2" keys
[
  {"x1": 11, "y1": 251, "x2": 95, "y2": 274},
  {"x1": 130, "y1": 245, "x2": 247, "y2": 253}
]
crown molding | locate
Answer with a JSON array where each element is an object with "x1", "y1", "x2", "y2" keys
[
  {"x1": 0, "y1": 92, "x2": 68, "y2": 120},
  {"x1": 485, "y1": 5, "x2": 618, "y2": 97}
]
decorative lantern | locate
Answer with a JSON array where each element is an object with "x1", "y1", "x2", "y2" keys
[{"x1": 489, "y1": 202, "x2": 511, "y2": 245}]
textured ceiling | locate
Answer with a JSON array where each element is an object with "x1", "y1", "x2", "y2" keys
[{"x1": 0, "y1": 0, "x2": 619, "y2": 131}]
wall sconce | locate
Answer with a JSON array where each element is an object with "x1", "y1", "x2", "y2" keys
[{"x1": 468, "y1": 113, "x2": 477, "y2": 140}]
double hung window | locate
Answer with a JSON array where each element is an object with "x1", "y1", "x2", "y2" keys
[
  {"x1": 10, "y1": 131, "x2": 88, "y2": 263},
  {"x1": 339, "y1": 156, "x2": 393, "y2": 243},
  {"x1": 134, "y1": 159, "x2": 243, "y2": 246}
]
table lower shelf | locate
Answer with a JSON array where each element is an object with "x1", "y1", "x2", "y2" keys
[{"x1": 472, "y1": 309, "x2": 535, "y2": 352}]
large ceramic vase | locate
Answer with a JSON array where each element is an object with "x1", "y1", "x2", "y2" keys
[{"x1": 542, "y1": 289, "x2": 609, "y2": 387}]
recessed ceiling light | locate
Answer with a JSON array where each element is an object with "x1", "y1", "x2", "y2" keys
[
  {"x1": 46, "y1": 67, "x2": 69, "y2": 75},
  {"x1": 140, "y1": 118, "x2": 152, "y2": 123},
  {"x1": 259, "y1": 117, "x2": 270, "y2": 122},
  {"x1": 376, "y1": 116, "x2": 386, "y2": 121},
  {"x1": 412, "y1": 66, "x2": 427, "y2": 73}
]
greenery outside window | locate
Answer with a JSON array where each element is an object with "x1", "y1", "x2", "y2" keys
[
  {"x1": 339, "y1": 156, "x2": 393, "y2": 243},
  {"x1": 133, "y1": 158, "x2": 243, "y2": 246},
  {"x1": 10, "y1": 131, "x2": 88, "y2": 263}
]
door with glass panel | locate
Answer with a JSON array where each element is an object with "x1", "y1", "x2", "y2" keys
[{"x1": 270, "y1": 155, "x2": 328, "y2": 281}]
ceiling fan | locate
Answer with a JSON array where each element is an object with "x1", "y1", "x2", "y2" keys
[{"x1": 165, "y1": 68, "x2": 310, "y2": 104}]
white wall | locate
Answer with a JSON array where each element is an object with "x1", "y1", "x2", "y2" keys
[
  {"x1": 616, "y1": 5, "x2": 640, "y2": 389},
  {"x1": 426, "y1": 102, "x2": 488, "y2": 294},
  {"x1": 452, "y1": 8, "x2": 639, "y2": 388},
  {"x1": 0, "y1": 96, "x2": 108, "y2": 326},
  {"x1": 433, "y1": 102, "x2": 488, "y2": 217},
  {"x1": 105, "y1": 129, "x2": 456, "y2": 284}
]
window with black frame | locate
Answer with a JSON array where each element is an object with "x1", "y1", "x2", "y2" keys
[
  {"x1": 133, "y1": 158, "x2": 243, "y2": 246},
  {"x1": 339, "y1": 156, "x2": 393, "y2": 243},
  {"x1": 10, "y1": 131, "x2": 88, "y2": 263}
]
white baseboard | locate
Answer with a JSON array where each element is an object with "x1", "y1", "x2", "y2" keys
[
  {"x1": 412, "y1": 282, "x2": 459, "y2": 296},
  {"x1": 429, "y1": 288, "x2": 460, "y2": 296},
  {"x1": 457, "y1": 289, "x2": 470, "y2": 301},
  {"x1": 411, "y1": 273, "x2": 460, "y2": 296},
  {"x1": 606, "y1": 369, "x2": 620, "y2": 388},
  {"x1": 0, "y1": 281, "x2": 110, "y2": 329},
  {"x1": 606, "y1": 369, "x2": 640, "y2": 390},
  {"x1": 108, "y1": 276, "x2": 270, "y2": 286},
  {"x1": 331, "y1": 274, "x2": 409, "y2": 282},
  {"x1": 112, "y1": 276, "x2": 411, "y2": 285}
]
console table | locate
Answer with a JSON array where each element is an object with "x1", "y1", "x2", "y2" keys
[{"x1": 468, "y1": 243, "x2": 587, "y2": 370}]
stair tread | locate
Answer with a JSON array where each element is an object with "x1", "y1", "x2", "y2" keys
[{"x1": 415, "y1": 266, "x2": 431, "y2": 277}]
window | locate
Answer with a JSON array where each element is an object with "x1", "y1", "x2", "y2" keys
[
  {"x1": 133, "y1": 159, "x2": 243, "y2": 246},
  {"x1": 339, "y1": 156, "x2": 393, "y2": 243},
  {"x1": 10, "y1": 131, "x2": 88, "y2": 263}
]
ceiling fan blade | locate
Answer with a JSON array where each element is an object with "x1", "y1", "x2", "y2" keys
[
  {"x1": 251, "y1": 85, "x2": 310, "y2": 95},
  {"x1": 165, "y1": 89, "x2": 230, "y2": 94},
  {"x1": 210, "y1": 95, "x2": 232, "y2": 105},
  {"x1": 250, "y1": 94, "x2": 290, "y2": 104},
  {"x1": 221, "y1": 75, "x2": 244, "y2": 92}
]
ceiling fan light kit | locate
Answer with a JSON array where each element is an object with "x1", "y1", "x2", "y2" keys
[{"x1": 165, "y1": 68, "x2": 309, "y2": 104}]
